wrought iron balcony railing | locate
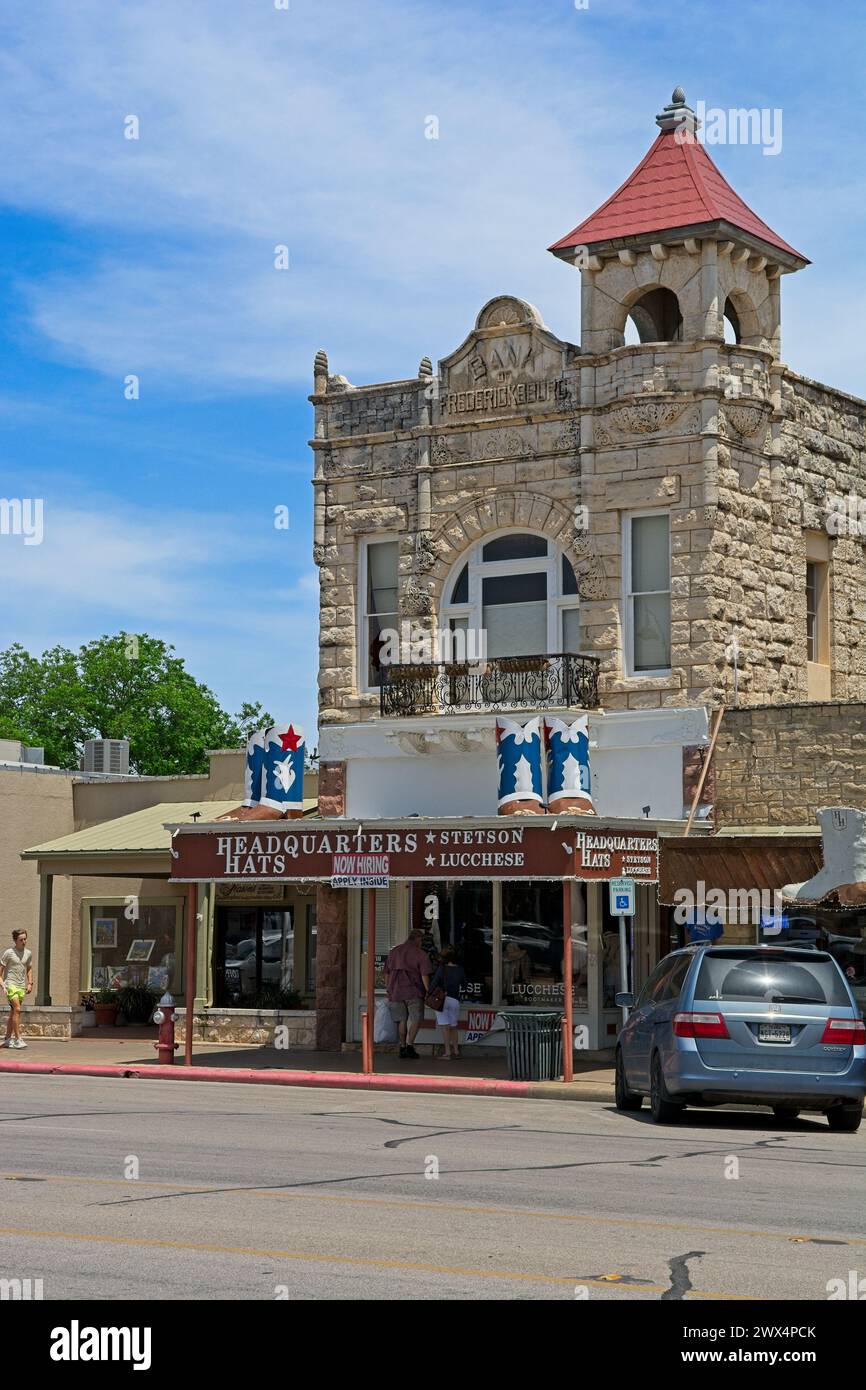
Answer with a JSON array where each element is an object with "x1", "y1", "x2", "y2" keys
[{"x1": 379, "y1": 652, "x2": 601, "y2": 718}]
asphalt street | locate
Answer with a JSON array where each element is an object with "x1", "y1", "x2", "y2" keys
[{"x1": 0, "y1": 1074, "x2": 862, "y2": 1301}]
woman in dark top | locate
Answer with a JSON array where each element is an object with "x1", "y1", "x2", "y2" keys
[{"x1": 430, "y1": 946, "x2": 467, "y2": 1060}]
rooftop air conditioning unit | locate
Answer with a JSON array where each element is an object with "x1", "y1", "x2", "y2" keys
[{"x1": 82, "y1": 738, "x2": 130, "y2": 775}]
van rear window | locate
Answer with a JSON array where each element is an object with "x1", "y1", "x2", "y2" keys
[{"x1": 695, "y1": 954, "x2": 850, "y2": 1006}]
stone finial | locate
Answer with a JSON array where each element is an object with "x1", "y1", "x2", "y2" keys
[
  {"x1": 656, "y1": 86, "x2": 700, "y2": 136},
  {"x1": 314, "y1": 348, "x2": 329, "y2": 392},
  {"x1": 418, "y1": 356, "x2": 433, "y2": 378}
]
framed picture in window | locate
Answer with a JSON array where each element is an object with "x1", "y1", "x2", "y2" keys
[
  {"x1": 126, "y1": 939, "x2": 156, "y2": 963},
  {"x1": 92, "y1": 918, "x2": 117, "y2": 949},
  {"x1": 147, "y1": 965, "x2": 170, "y2": 992}
]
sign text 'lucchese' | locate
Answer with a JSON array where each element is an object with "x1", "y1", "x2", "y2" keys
[{"x1": 169, "y1": 824, "x2": 659, "y2": 883}]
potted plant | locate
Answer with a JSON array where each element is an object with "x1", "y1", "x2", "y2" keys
[
  {"x1": 93, "y1": 989, "x2": 118, "y2": 1027},
  {"x1": 117, "y1": 984, "x2": 159, "y2": 1025},
  {"x1": 80, "y1": 991, "x2": 96, "y2": 1028},
  {"x1": 253, "y1": 985, "x2": 304, "y2": 1011}
]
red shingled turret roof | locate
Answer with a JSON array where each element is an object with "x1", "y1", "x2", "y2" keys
[{"x1": 550, "y1": 98, "x2": 807, "y2": 264}]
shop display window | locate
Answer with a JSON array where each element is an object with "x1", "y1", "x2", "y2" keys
[
  {"x1": 501, "y1": 882, "x2": 588, "y2": 1009},
  {"x1": 410, "y1": 882, "x2": 493, "y2": 1003},
  {"x1": 88, "y1": 903, "x2": 179, "y2": 993}
]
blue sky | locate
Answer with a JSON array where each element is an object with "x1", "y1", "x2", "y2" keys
[{"x1": 1, "y1": 0, "x2": 863, "y2": 746}]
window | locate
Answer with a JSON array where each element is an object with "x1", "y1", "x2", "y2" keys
[
  {"x1": 441, "y1": 532, "x2": 580, "y2": 661},
  {"x1": 658, "y1": 954, "x2": 691, "y2": 1003},
  {"x1": 215, "y1": 906, "x2": 294, "y2": 1006},
  {"x1": 625, "y1": 287, "x2": 682, "y2": 344},
  {"x1": 411, "y1": 882, "x2": 494, "y2": 1004},
  {"x1": 806, "y1": 562, "x2": 818, "y2": 663},
  {"x1": 360, "y1": 540, "x2": 399, "y2": 689},
  {"x1": 86, "y1": 902, "x2": 180, "y2": 994},
  {"x1": 501, "y1": 882, "x2": 588, "y2": 1009},
  {"x1": 625, "y1": 513, "x2": 671, "y2": 673},
  {"x1": 804, "y1": 532, "x2": 831, "y2": 698}
]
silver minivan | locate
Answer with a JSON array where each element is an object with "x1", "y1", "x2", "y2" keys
[{"x1": 615, "y1": 945, "x2": 866, "y2": 1129}]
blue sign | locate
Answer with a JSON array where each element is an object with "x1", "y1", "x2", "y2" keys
[
  {"x1": 684, "y1": 913, "x2": 723, "y2": 943},
  {"x1": 608, "y1": 877, "x2": 636, "y2": 917}
]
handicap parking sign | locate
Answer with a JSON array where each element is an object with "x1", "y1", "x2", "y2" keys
[{"x1": 608, "y1": 877, "x2": 636, "y2": 917}]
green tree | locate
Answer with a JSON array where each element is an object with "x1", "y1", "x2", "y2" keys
[{"x1": 0, "y1": 635, "x2": 274, "y2": 775}]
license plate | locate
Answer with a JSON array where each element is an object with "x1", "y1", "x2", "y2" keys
[{"x1": 759, "y1": 1023, "x2": 791, "y2": 1043}]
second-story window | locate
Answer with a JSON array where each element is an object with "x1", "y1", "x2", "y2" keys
[
  {"x1": 442, "y1": 532, "x2": 580, "y2": 661},
  {"x1": 361, "y1": 539, "x2": 398, "y2": 689},
  {"x1": 625, "y1": 513, "x2": 671, "y2": 674}
]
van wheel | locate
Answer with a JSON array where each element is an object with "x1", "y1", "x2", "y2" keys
[
  {"x1": 650, "y1": 1054, "x2": 683, "y2": 1124},
  {"x1": 772, "y1": 1106, "x2": 800, "y2": 1121},
  {"x1": 615, "y1": 1049, "x2": 642, "y2": 1111},
  {"x1": 827, "y1": 1103, "x2": 863, "y2": 1133}
]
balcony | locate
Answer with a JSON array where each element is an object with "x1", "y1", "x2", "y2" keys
[{"x1": 379, "y1": 653, "x2": 601, "y2": 717}]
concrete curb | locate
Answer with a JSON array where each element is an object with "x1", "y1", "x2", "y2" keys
[{"x1": 0, "y1": 1059, "x2": 614, "y2": 1103}]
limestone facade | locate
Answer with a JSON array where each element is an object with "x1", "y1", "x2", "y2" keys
[{"x1": 311, "y1": 278, "x2": 866, "y2": 723}]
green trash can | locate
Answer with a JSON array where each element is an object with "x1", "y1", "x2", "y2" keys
[{"x1": 498, "y1": 1010, "x2": 563, "y2": 1081}]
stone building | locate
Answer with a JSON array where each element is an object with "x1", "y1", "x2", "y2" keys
[
  {"x1": 302, "y1": 88, "x2": 866, "y2": 1051},
  {"x1": 311, "y1": 87, "x2": 866, "y2": 747}
]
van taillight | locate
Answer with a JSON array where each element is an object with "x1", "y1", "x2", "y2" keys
[
  {"x1": 820, "y1": 1018, "x2": 866, "y2": 1046},
  {"x1": 673, "y1": 1012, "x2": 730, "y2": 1039}
]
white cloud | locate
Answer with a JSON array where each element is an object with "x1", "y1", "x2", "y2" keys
[{"x1": 0, "y1": 0, "x2": 618, "y2": 389}]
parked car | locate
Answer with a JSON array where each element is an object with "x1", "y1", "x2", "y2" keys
[
  {"x1": 223, "y1": 931, "x2": 291, "y2": 998},
  {"x1": 615, "y1": 945, "x2": 866, "y2": 1130}
]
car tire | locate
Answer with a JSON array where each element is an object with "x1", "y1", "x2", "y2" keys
[
  {"x1": 615, "y1": 1049, "x2": 643, "y2": 1112},
  {"x1": 827, "y1": 1103, "x2": 863, "y2": 1133},
  {"x1": 650, "y1": 1053, "x2": 683, "y2": 1125},
  {"x1": 772, "y1": 1106, "x2": 800, "y2": 1121}
]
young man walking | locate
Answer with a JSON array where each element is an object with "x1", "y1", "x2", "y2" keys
[
  {"x1": 0, "y1": 930, "x2": 33, "y2": 1049},
  {"x1": 383, "y1": 927, "x2": 431, "y2": 1060}
]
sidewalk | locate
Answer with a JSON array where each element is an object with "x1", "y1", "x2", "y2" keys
[{"x1": 0, "y1": 1033, "x2": 616, "y2": 1103}]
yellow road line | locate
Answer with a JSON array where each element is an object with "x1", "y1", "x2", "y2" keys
[
  {"x1": 0, "y1": 1224, "x2": 753, "y2": 1298},
  {"x1": 3, "y1": 1172, "x2": 861, "y2": 1248}
]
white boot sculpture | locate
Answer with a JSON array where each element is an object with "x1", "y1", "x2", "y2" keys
[{"x1": 782, "y1": 807, "x2": 866, "y2": 906}]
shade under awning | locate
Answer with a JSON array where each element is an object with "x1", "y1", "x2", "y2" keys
[{"x1": 659, "y1": 834, "x2": 824, "y2": 906}]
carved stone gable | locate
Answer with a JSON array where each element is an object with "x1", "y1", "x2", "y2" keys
[{"x1": 437, "y1": 296, "x2": 575, "y2": 422}]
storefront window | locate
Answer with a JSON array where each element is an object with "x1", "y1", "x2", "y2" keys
[
  {"x1": 215, "y1": 906, "x2": 294, "y2": 1006},
  {"x1": 411, "y1": 882, "x2": 493, "y2": 1003},
  {"x1": 88, "y1": 903, "x2": 179, "y2": 993},
  {"x1": 760, "y1": 909, "x2": 866, "y2": 1012},
  {"x1": 501, "y1": 882, "x2": 588, "y2": 1009}
]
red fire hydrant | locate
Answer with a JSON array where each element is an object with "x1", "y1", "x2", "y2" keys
[{"x1": 152, "y1": 993, "x2": 178, "y2": 1065}]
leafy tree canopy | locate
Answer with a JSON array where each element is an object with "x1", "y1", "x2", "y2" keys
[{"x1": 0, "y1": 635, "x2": 274, "y2": 775}]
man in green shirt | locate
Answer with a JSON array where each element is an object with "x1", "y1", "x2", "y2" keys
[{"x1": 0, "y1": 930, "x2": 34, "y2": 1049}]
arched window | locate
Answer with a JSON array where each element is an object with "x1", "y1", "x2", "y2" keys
[
  {"x1": 723, "y1": 296, "x2": 741, "y2": 344},
  {"x1": 441, "y1": 532, "x2": 581, "y2": 660},
  {"x1": 625, "y1": 287, "x2": 683, "y2": 344}
]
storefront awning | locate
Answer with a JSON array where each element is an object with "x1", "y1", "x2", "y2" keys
[
  {"x1": 20, "y1": 799, "x2": 319, "y2": 876},
  {"x1": 659, "y1": 831, "x2": 823, "y2": 906}
]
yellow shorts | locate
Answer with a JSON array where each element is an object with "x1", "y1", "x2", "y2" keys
[{"x1": 6, "y1": 988, "x2": 25, "y2": 1003}]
